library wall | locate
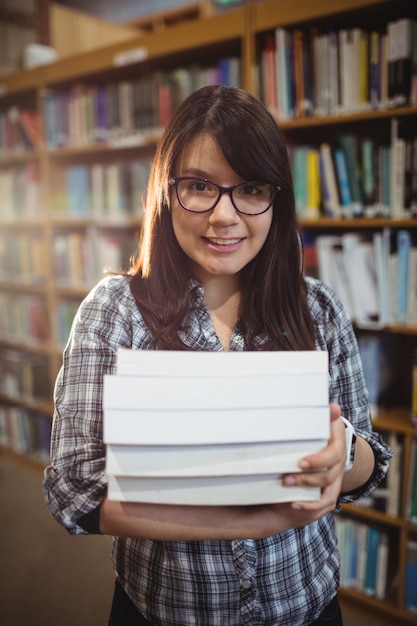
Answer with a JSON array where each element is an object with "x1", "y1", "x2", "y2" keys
[{"x1": 1, "y1": 0, "x2": 417, "y2": 623}]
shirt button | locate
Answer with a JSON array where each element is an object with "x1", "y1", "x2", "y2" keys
[
  {"x1": 207, "y1": 336, "x2": 217, "y2": 343},
  {"x1": 241, "y1": 579, "x2": 252, "y2": 589},
  {"x1": 233, "y1": 335, "x2": 243, "y2": 345}
]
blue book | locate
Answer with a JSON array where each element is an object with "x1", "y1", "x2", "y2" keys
[
  {"x1": 397, "y1": 229, "x2": 412, "y2": 324},
  {"x1": 364, "y1": 526, "x2": 380, "y2": 596},
  {"x1": 67, "y1": 166, "x2": 90, "y2": 216},
  {"x1": 405, "y1": 541, "x2": 417, "y2": 612},
  {"x1": 334, "y1": 148, "x2": 352, "y2": 215}
]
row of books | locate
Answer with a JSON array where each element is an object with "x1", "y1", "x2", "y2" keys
[
  {"x1": 0, "y1": 349, "x2": 51, "y2": 404},
  {"x1": 335, "y1": 517, "x2": 391, "y2": 599},
  {"x1": 259, "y1": 19, "x2": 417, "y2": 120},
  {"x1": 0, "y1": 293, "x2": 50, "y2": 346},
  {"x1": 308, "y1": 229, "x2": 416, "y2": 329},
  {"x1": 53, "y1": 229, "x2": 137, "y2": 289},
  {"x1": 0, "y1": 405, "x2": 51, "y2": 463},
  {"x1": 0, "y1": 162, "x2": 41, "y2": 221},
  {"x1": 42, "y1": 58, "x2": 241, "y2": 150},
  {"x1": 0, "y1": 293, "x2": 79, "y2": 351},
  {"x1": 0, "y1": 107, "x2": 42, "y2": 156},
  {"x1": 104, "y1": 349, "x2": 330, "y2": 505},
  {"x1": 50, "y1": 158, "x2": 151, "y2": 220},
  {"x1": 291, "y1": 124, "x2": 417, "y2": 220},
  {"x1": 0, "y1": 233, "x2": 46, "y2": 284}
]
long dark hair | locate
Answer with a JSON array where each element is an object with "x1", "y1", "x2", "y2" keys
[{"x1": 129, "y1": 85, "x2": 315, "y2": 350}]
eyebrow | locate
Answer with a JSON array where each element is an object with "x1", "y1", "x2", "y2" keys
[{"x1": 181, "y1": 168, "x2": 210, "y2": 178}]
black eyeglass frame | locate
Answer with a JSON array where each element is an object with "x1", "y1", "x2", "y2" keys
[{"x1": 168, "y1": 176, "x2": 280, "y2": 216}]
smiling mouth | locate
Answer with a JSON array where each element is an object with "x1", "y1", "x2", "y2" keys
[{"x1": 205, "y1": 237, "x2": 243, "y2": 246}]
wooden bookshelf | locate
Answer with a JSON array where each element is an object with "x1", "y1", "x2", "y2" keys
[{"x1": 0, "y1": 0, "x2": 417, "y2": 622}]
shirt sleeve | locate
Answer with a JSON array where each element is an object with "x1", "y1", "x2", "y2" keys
[
  {"x1": 306, "y1": 277, "x2": 393, "y2": 505},
  {"x1": 43, "y1": 276, "x2": 135, "y2": 535}
]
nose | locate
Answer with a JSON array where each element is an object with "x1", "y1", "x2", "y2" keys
[{"x1": 208, "y1": 190, "x2": 240, "y2": 225}]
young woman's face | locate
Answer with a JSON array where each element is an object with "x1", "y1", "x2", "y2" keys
[{"x1": 170, "y1": 134, "x2": 273, "y2": 284}]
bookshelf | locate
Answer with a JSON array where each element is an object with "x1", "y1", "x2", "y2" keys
[
  {"x1": 248, "y1": 0, "x2": 417, "y2": 623},
  {"x1": 1, "y1": 0, "x2": 417, "y2": 621}
]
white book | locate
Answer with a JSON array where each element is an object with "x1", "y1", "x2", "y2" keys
[
  {"x1": 315, "y1": 235, "x2": 354, "y2": 319},
  {"x1": 103, "y1": 372, "x2": 328, "y2": 412},
  {"x1": 107, "y1": 474, "x2": 320, "y2": 505},
  {"x1": 116, "y1": 348, "x2": 328, "y2": 377},
  {"x1": 104, "y1": 405, "x2": 330, "y2": 445},
  {"x1": 407, "y1": 248, "x2": 417, "y2": 326},
  {"x1": 341, "y1": 233, "x2": 379, "y2": 328},
  {"x1": 106, "y1": 439, "x2": 328, "y2": 477},
  {"x1": 376, "y1": 532, "x2": 389, "y2": 599}
]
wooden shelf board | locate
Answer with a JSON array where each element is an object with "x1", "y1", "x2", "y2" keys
[
  {"x1": 42, "y1": 9, "x2": 245, "y2": 86},
  {"x1": 252, "y1": 0, "x2": 396, "y2": 31},
  {"x1": 299, "y1": 217, "x2": 417, "y2": 229}
]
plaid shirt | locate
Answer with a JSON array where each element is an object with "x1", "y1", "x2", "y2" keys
[{"x1": 44, "y1": 275, "x2": 392, "y2": 625}]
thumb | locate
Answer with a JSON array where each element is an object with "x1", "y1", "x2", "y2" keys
[{"x1": 330, "y1": 403, "x2": 342, "y2": 423}]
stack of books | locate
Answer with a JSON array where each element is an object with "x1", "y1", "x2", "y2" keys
[{"x1": 103, "y1": 349, "x2": 330, "y2": 505}]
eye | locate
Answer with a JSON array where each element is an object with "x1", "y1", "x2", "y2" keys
[
  {"x1": 239, "y1": 183, "x2": 263, "y2": 196},
  {"x1": 188, "y1": 178, "x2": 212, "y2": 192}
]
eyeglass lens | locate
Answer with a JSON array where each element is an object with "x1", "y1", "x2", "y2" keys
[{"x1": 176, "y1": 178, "x2": 274, "y2": 214}]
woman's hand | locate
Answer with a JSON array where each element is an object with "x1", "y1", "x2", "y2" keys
[
  {"x1": 100, "y1": 404, "x2": 375, "y2": 541},
  {"x1": 280, "y1": 403, "x2": 346, "y2": 519},
  {"x1": 280, "y1": 403, "x2": 375, "y2": 520}
]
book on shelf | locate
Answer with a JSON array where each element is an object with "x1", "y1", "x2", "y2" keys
[
  {"x1": 390, "y1": 117, "x2": 417, "y2": 217},
  {"x1": 315, "y1": 235, "x2": 354, "y2": 320},
  {"x1": 274, "y1": 27, "x2": 292, "y2": 120},
  {"x1": 0, "y1": 349, "x2": 51, "y2": 403},
  {"x1": 259, "y1": 19, "x2": 417, "y2": 119},
  {"x1": 41, "y1": 59, "x2": 241, "y2": 149},
  {"x1": 338, "y1": 133, "x2": 364, "y2": 217},
  {"x1": 261, "y1": 35, "x2": 278, "y2": 116},
  {"x1": 388, "y1": 18, "x2": 414, "y2": 107},
  {"x1": 313, "y1": 227, "x2": 417, "y2": 329},
  {"x1": 341, "y1": 233, "x2": 379, "y2": 327},
  {"x1": 412, "y1": 22, "x2": 417, "y2": 106},
  {"x1": 19, "y1": 110, "x2": 42, "y2": 148},
  {"x1": 291, "y1": 132, "x2": 406, "y2": 219},
  {"x1": 0, "y1": 162, "x2": 41, "y2": 221},
  {"x1": 335, "y1": 517, "x2": 390, "y2": 599},
  {"x1": 319, "y1": 143, "x2": 342, "y2": 218},
  {"x1": 0, "y1": 293, "x2": 50, "y2": 345},
  {"x1": 103, "y1": 349, "x2": 330, "y2": 505},
  {"x1": 0, "y1": 406, "x2": 51, "y2": 461},
  {"x1": 0, "y1": 232, "x2": 46, "y2": 284},
  {"x1": 397, "y1": 229, "x2": 412, "y2": 325},
  {"x1": 52, "y1": 158, "x2": 151, "y2": 222},
  {"x1": 407, "y1": 439, "x2": 417, "y2": 525},
  {"x1": 357, "y1": 332, "x2": 403, "y2": 418},
  {"x1": 354, "y1": 431, "x2": 402, "y2": 515},
  {"x1": 406, "y1": 540, "x2": 417, "y2": 613},
  {"x1": 52, "y1": 229, "x2": 137, "y2": 288}
]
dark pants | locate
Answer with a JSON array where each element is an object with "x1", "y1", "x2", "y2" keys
[{"x1": 108, "y1": 579, "x2": 343, "y2": 626}]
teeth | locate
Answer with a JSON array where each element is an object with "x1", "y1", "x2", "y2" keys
[{"x1": 208, "y1": 238, "x2": 241, "y2": 245}]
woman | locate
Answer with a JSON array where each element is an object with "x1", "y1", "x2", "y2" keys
[{"x1": 44, "y1": 85, "x2": 392, "y2": 625}]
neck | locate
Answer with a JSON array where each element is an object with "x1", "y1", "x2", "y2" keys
[{"x1": 201, "y1": 275, "x2": 242, "y2": 351}]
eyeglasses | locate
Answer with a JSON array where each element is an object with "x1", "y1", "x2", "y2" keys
[{"x1": 168, "y1": 176, "x2": 280, "y2": 216}]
